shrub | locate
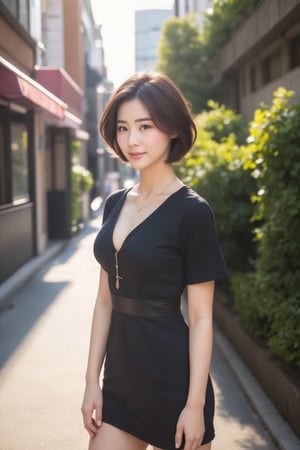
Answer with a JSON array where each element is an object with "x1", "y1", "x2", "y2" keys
[
  {"x1": 177, "y1": 102, "x2": 257, "y2": 273},
  {"x1": 232, "y1": 88, "x2": 300, "y2": 369},
  {"x1": 196, "y1": 100, "x2": 248, "y2": 144},
  {"x1": 71, "y1": 164, "x2": 94, "y2": 230},
  {"x1": 71, "y1": 140, "x2": 94, "y2": 230}
]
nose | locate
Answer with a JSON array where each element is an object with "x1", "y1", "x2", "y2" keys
[{"x1": 128, "y1": 128, "x2": 140, "y2": 146}]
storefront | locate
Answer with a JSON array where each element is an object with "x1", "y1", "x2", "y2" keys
[{"x1": 0, "y1": 57, "x2": 85, "y2": 284}]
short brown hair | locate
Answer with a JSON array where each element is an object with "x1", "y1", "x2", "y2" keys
[{"x1": 99, "y1": 72, "x2": 197, "y2": 164}]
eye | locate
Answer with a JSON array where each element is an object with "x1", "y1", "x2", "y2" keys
[
  {"x1": 117, "y1": 125, "x2": 127, "y2": 132},
  {"x1": 140, "y1": 123, "x2": 153, "y2": 131}
]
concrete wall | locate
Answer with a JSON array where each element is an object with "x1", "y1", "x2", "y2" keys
[
  {"x1": 241, "y1": 62, "x2": 300, "y2": 120},
  {"x1": 0, "y1": 16, "x2": 35, "y2": 72},
  {"x1": 219, "y1": 0, "x2": 300, "y2": 117},
  {"x1": 221, "y1": 0, "x2": 300, "y2": 74},
  {"x1": 63, "y1": 0, "x2": 85, "y2": 90},
  {"x1": 43, "y1": 0, "x2": 65, "y2": 68}
]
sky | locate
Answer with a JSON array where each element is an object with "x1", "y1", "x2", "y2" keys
[{"x1": 91, "y1": 0, "x2": 174, "y2": 88}]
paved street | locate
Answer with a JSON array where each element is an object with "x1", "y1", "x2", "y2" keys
[{"x1": 0, "y1": 219, "x2": 279, "y2": 449}]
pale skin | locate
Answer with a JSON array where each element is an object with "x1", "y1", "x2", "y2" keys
[{"x1": 81, "y1": 98, "x2": 214, "y2": 450}]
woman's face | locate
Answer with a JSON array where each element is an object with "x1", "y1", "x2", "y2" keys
[{"x1": 116, "y1": 98, "x2": 175, "y2": 171}]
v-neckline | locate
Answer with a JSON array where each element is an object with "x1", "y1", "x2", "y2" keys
[{"x1": 112, "y1": 185, "x2": 186, "y2": 253}]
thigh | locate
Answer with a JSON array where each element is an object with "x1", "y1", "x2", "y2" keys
[
  {"x1": 89, "y1": 422, "x2": 148, "y2": 450},
  {"x1": 153, "y1": 443, "x2": 211, "y2": 450},
  {"x1": 200, "y1": 443, "x2": 211, "y2": 449}
]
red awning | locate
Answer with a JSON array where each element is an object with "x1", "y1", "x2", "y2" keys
[
  {"x1": 0, "y1": 57, "x2": 66, "y2": 119},
  {"x1": 35, "y1": 67, "x2": 83, "y2": 116}
]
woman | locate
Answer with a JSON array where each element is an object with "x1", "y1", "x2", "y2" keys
[{"x1": 81, "y1": 72, "x2": 228, "y2": 450}]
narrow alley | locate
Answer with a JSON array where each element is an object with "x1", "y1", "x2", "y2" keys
[{"x1": 0, "y1": 219, "x2": 294, "y2": 450}]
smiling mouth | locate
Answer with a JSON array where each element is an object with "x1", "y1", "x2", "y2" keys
[{"x1": 129, "y1": 152, "x2": 146, "y2": 158}]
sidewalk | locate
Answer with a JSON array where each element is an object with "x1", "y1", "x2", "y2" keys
[{"x1": 0, "y1": 219, "x2": 299, "y2": 450}]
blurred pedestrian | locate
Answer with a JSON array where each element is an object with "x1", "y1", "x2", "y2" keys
[
  {"x1": 102, "y1": 175, "x2": 112, "y2": 201},
  {"x1": 81, "y1": 72, "x2": 228, "y2": 450}
]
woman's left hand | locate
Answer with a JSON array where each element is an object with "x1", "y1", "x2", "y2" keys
[{"x1": 175, "y1": 405, "x2": 205, "y2": 450}]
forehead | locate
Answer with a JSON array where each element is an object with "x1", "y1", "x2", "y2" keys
[{"x1": 117, "y1": 98, "x2": 151, "y2": 120}]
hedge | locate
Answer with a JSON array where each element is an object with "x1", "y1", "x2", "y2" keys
[
  {"x1": 177, "y1": 101, "x2": 257, "y2": 273},
  {"x1": 231, "y1": 88, "x2": 300, "y2": 369},
  {"x1": 178, "y1": 90, "x2": 300, "y2": 370}
]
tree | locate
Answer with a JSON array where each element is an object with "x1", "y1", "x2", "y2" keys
[
  {"x1": 156, "y1": 1, "x2": 261, "y2": 113},
  {"x1": 202, "y1": 0, "x2": 260, "y2": 58},
  {"x1": 156, "y1": 17, "x2": 214, "y2": 113}
]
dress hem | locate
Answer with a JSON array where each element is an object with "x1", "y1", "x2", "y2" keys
[{"x1": 102, "y1": 415, "x2": 215, "y2": 450}]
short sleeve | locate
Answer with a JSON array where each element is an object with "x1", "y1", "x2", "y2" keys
[
  {"x1": 102, "y1": 196, "x2": 113, "y2": 223},
  {"x1": 182, "y1": 200, "x2": 228, "y2": 284},
  {"x1": 102, "y1": 189, "x2": 126, "y2": 223}
]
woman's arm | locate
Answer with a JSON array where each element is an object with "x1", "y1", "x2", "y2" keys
[
  {"x1": 175, "y1": 280, "x2": 215, "y2": 450},
  {"x1": 81, "y1": 268, "x2": 112, "y2": 437}
]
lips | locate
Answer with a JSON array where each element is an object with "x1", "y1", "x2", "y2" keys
[{"x1": 128, "y1": 152, "x2": 146, "y2": 160}]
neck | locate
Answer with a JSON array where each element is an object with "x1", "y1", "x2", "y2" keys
[{"x1": 137, "y1": 166, "x2": 176, "y2": 196}]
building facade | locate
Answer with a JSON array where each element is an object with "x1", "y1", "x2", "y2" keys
[
  {"x1": 175, "y1": 0, "x2": 211, "y2": 30},
  {"x1": 175, "y1": 0, "x2": 300, "y2": 119},
  {"x1": 219, "y1": 0, "x2": 300, "y2": 120},
  {"x1": 0, "y1": 0, "x2": 105, "y2": 286},
  {"x1": 135, "y1": 9, "x2": 173, "y2": 72}
]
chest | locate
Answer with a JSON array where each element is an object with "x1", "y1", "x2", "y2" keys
[
  {"x1": 96, "y1": 211, "x2": 185, "y2": 295},
  {"x1": 93, "y1": 197, "x2": 188, "y2": 296},
  {"x1": 112, "y1": 197, "x2": 174, "y2": 252},
  {"x1": 95, "y1": 200, "x2": 183, "y2": 268}
]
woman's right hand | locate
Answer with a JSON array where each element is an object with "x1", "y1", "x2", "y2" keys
[{"x1": 81, "y1": 382, "x2": 103, "y2": 438}]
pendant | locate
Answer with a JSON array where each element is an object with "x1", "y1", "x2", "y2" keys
[{"x1": 114, "y1": 250, "x2": 123, "y2": 290}]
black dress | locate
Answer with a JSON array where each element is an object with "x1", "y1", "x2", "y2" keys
[{"x1": 94, "y1": 185, "x2": 228, "y2": 450}]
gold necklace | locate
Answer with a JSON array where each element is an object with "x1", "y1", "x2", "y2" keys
[{"x1": 135, "y1": 177, "x2": 177, "y2": 212}]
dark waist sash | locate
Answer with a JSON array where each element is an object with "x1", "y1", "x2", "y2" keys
[{"x1": 111, "y1": 294, "x2": 181, "y2": 317}]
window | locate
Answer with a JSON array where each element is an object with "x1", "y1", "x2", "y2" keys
[
  {"x1": 1, "y1": 0, "x2": 30, "y2": 31},
  {"x1": 250, "y1": 66, "x2": 256, "y2": 92},
  {"x1": 19, "y1": 0, "x2": 29, "y2": 30},
  {"x1": 261, "y1": 50, "x2": 282, "y2": 85},
  {"x1": 0, "y1": 122, "x2": 6, "y2": 205},
  {"x1": 241, "y1": 72, "x2": 246, "y2": 95},
  {"x1": 11, "y1": 123, "x2": 29, "y2": 204},
  {"x1": 0, "y1": 117, "x2": 29, "y2": 206},
  {"x1": 290, "y1": 34, "x2": 300, "y2": 69},
  {"x1": 261, "y1": 58, "x2": 271, "y2": 85},
  {"x1": 2, "y1": 0, "x2": 17, "y2": 16}
]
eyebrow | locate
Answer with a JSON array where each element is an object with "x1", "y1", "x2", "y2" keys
[{"x1": 117, "y1": 117, "x2": 153, "y2": 123}]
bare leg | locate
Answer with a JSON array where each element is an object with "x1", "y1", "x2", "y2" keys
[
  {"x1": 153, "y1": 441, "x2": 211, "y2": 450},
  {"x1": 200, "y1": 443, "x2": 212, "y2": 449},
  {"x1": 89, "y1": 422, "x2": 148, "y2": 450}
]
